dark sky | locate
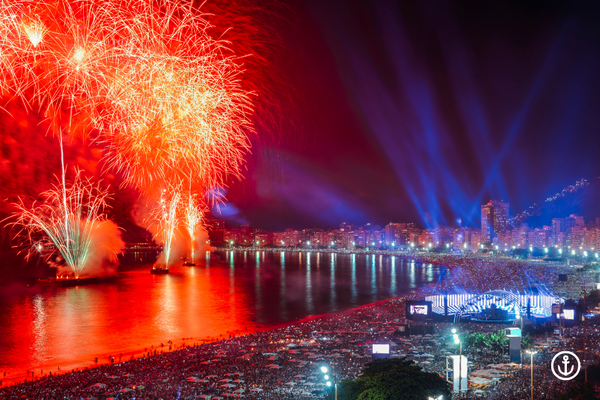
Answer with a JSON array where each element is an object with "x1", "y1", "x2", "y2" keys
[
  {"x1": 218, "y1": 0, "x2": 600, "y2": 231},
  {"x1": 0, "y1": 1, "x2": 599, "y2": 235}
]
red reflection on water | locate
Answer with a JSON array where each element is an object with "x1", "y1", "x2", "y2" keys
[{"x1": 0, "y1": 263, "x2": 255, "y2": 385}]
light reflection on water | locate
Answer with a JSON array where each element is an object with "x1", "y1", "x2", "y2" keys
[{"x1": 0, "y1": 250, "x2": 441, "y2": 377}]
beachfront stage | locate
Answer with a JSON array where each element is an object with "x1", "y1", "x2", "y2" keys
[{"x1": 425, "y1": 290, "x2": 564, "y2": 322}]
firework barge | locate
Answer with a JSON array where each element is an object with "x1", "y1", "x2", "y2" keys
[{"x1": 35, "y1": 276, "x2": 101, "y2": 287}]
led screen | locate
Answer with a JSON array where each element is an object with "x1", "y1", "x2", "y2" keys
[
  {"x1": 563, "y1": 309, "x2": 575, "y2": 320},
  {"x1": 372, "y1": 344, "x2": 390, "y2": 354},
  {"x1": 410, "y1": 305, "x2": 428, "y2": 315}
]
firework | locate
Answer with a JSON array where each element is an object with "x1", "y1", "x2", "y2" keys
[
  {"x1": 184, "y1": 192, "x2": 204, "y2": 263},
  {"x1": 151, "y1": 187, "x2": 181, "y2": 268},
  {"x1": 8, "y1": 168, "x2": 112, "y2": 277},
  {"x1": 0, "y1": 0, "x2": 253, "y2": 196},
  {"x1": 1, "y1": 1, "x2": 253, "y2": 270}
]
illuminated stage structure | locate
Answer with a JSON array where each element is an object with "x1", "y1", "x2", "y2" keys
[{"x1": 425, "y1": 290, "x2": 564, "y2": 323}]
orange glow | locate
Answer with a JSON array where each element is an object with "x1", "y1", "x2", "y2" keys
[{"x1": 0, "y1": 0, "x2": 253, "y2": 196}]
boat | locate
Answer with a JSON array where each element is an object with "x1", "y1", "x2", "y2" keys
[
  {"x1": 150, "y1": 267, "x2": 169, "y2": 274},
  {"x1": 60, "y1": 277, "x2": 100, "y2": 287}
]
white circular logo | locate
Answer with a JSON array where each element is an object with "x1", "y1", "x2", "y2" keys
[{"x1": 551, "y1": 351, "x2": 581, "y2": 381}]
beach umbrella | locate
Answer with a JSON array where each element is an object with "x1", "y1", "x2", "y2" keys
[{"x1": 89, "y1": 383, "x2": 106, "y2": 388}]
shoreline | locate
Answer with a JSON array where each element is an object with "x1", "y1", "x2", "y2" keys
[
  {"x1": 0, "y1": 292, "x2": 418, "y2": 389},
  {"x1": 0, "y1": 252, "x2": 585, "y2": 395},
  {"x1": 217, "y1": 247, "x2": 569, "y2": 268},
  {"x1": 0, "y1": 252, "x2": 579, "y2": 388}
]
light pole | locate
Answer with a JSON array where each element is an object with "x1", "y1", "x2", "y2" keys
[
  {"x1": 452, "y1": 329, "x2": 463, "y2": 397},
  {"x1": 525, "y1": 350, "x2": 536, "y2": 400},
  {"x1": 321, "y1": 365, "x2": 337, "y2": 400}
]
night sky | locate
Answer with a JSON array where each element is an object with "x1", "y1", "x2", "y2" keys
[
  {"x1": 1, "y1": 1, "x2": 600, "y2": 235},
  {"x1": 220, "y1": 0, "x2": 600, "y2": 231}
]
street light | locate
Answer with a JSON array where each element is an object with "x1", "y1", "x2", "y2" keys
[
  {"x1": 320, "y1": 365, "x2": 336, "y2": 400},
  {"x1": 525, "y1": 350, "x2": 537, "y2": 400}
]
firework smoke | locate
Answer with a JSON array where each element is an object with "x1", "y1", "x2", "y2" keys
[{"x1": 8, "y1": 169, "x2": 123, "y2": 277}]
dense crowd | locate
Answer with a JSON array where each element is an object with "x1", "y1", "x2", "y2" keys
[
  {"x1": 1, "y1": 255, "x2": 598, "y2": 399},
  {"x1": 0, "y1": 296, "x2": 425, "y2": 399}
]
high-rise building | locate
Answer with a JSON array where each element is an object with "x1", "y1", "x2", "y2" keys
[
  {"x1": 384, "y1": 223, "x2": 405, "y2": 245},
  {"x1": 551, "y1": 215, "x2": 582, "y2": 247},
  {"x1": 481, "y1": 200, "x2": 510, "y2": 244},
  {"x1": 511, "y1": 225, "x2": 529, "y2": 248}
]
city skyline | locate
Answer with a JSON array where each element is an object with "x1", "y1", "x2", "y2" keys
[
  {"x1": 210, "y1": 198, "x2": 600, "y2": 256},
  {"x1": 210, "y1": 176, "x2": 598, "y2": 232}
]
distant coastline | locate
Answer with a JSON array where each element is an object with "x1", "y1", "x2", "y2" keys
[{"x1": 212, "y1": 247, "x2": 567, "y2": 268}]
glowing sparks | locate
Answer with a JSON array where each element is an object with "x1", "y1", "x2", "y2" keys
[
  {"x1": 0, "y1": 0, "x2": 253, "y2": 270},
  {"x1": 23, "y1": 20, "x2": 45, "y2": 47},
  {"x1": 0, "y1": 0, "x2": 253, "y2": 196},
  {"x1": 8, "y1": 170, "x2": 112, "y2": 277},
  {"x1": 152, "y1": 188, "x2": 181, "y2": 268},
  {"x1": 185, "y1": 193, "x2": 204, "y2": 263}
]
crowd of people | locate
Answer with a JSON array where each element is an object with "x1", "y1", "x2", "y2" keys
[
  {"x1": 1, "y1": 255, "x2": 599, "y2": 399},
  {"x1": 0, "y1": 296, "x2": 419, "y2": 399}
]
